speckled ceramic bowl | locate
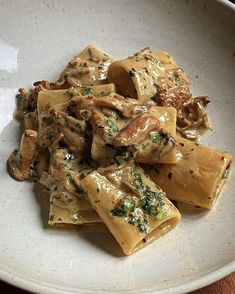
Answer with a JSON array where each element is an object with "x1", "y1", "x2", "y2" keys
[{"x1": 0, "y1": 0, "x2": 234, "y2": 293}]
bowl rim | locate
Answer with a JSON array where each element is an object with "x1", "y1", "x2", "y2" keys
[{"x1": 0, "y1": 261, "x2": 234, "y2": 294}]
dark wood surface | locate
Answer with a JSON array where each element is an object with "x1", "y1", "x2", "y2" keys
[{"x1": 0, "y1": 273, "x2": 234, "y2": 293}]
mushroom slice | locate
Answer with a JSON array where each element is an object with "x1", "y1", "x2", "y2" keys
[
  {"x1": 114, "y1": 114, "x2": 160, "y2": 147},
  {"x1": 177, "y1": 96, "x2": 211, "y2": 140},
  {"x1": 8, "y1": 130, "x2": 38, "y2": 180},
  {"x1": 155, "y1": 86, "x2": 192, "y2": 110}
]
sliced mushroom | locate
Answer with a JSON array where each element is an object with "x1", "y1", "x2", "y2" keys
[
  {"x1": 62, "y1": 127, "x2": 87, "y2": 153},
  {"x1": 155, "y1": 86, "x2": 192, "y2": 110},
  {"x1": 8, "y1": 130, "x2": 38, "y2": 180},
  {"x1": 114, "y1": 114, "x2": 160, "y2": 147},
  {"x1": 120, "y1": 166, "x2": 141, "y2": 196},
  {"x1": 92, "y1": 94, "x2": 137, "y2": 116},
  {"x1": 177, "y1": 96, "x2": 211, "y2": 140},
  {"x1": 66, "y1": 97, "x2": 94, "y2": 120}
]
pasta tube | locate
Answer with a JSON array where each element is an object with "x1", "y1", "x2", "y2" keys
[
  {"x1": 58, "y1": 45, "x2": 112, "y2": 86},
  {"x1": 91, "y1": 105, "x2": 178, "y2": 164},
  {"x1": 145, "y1": 136, "x2": 233, "y2": 209},
  {"x1": 107, "y1": 48, "x2": 189, "y2": 103},
  {"x1": 81, "y1": 163, "x2": 180, "y2": 255}
]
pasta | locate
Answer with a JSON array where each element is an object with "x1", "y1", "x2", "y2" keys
[
  {"x1": 108, "y1": 48, "x2": 211, "y2": 141},
  {"x1": 59, "y1": 45, "x2": 112, "y2": 86},
  {"x1": 81, "y1": 163, "x2": 180, "y2": 255},
  {"x1": 90, "y1": 103, "x2": 178, "y2": 164},
  {"x1": 107, "y1": 48, "x2": 190, "y2": 103},
  {"x1": 144, "y1": 136, "x2": 233, "y2": 209},
  {"x1": 7, "y1": 45, "x2": 232, "y2": 255}
]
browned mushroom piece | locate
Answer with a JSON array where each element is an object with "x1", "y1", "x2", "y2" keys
[
  {"x1": 177, "y1": 96, "x2": 211, "y2": 140},
  {"x1": 113, "y1": 114, "x2": 160, "y2": 147},
  {"x1": 155, "y1": 86, "x2": 192, "y2": 111},
  {"x1": 62, "y1": 128, "x2": 88, "y2": 153},
  {"x1": 8, "y1": 130, "x2": 38, "y2": 181},
  {"x1": 92, "y1": 94, "x2": 138, "y2": 116},
  {"x1": 66, "y1": 97, "x2": 94, "y2": 120}
]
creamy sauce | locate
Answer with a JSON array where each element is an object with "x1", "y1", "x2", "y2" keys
[
  {"x1": 108, "y1": 48, "x2": 189, "y2": 102},
  {"x1": 59, "y1": 45, "x2": 112, "y2": 86}
]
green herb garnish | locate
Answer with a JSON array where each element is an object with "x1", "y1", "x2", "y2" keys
[
  {"x1": 153, "y1": 83, "x2": 161, "y2": 91},
  {"x1": 149, "y1": 132, "x2": 164, "y2": 144},
  {"x1": 107, "y1": 118, "x2": 119, "y2": 135},
  {"x1": 141, "y1": 142, "x2": 150, "y2": 149},
  {"x1": 174, "y1": 77, "x2": 184, "y2": 87},
  {"x1": 81, "y1": 86, "x2": 93, "y2": 96}
]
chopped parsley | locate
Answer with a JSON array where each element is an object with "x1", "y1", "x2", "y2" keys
[
  {"x1": 137, "y1": 219, "x2": 149, "y2": 233},
  {"x1": 115, "y1": 148, "x2": 129, "y2": 158},
  {"x1": 132, "y1": 166, "x2": 165, "y2": 219},
  {"x1": 189, "y1": 169, "x2": 194, "y2": 175},
  {"x1": 81, "y1": 86, "x2": 93, "y2": 96},
  {"x1": 111, "y1": 207, "x2": 126, "y2": 217},
  {"x1": 141, "y1": 142, "x2": 150, "y2": 149},
  {"x1": 174, "y1": 77, "x2": 184, "y2": 87},
  {"x1": 153, "y1": 83, "x2": 161, "y2": 91},
  {"x1": 111, "y1": 197, "x2": 136, "y2": 217},
  {"x1": 111, "y1": 165, "x2": 166, "y2": 233},
  {"x1": 106, "y1": 118, "x2": 119, "y2": 135},
  {"x1": 49, "y1": 215, "x2": 55, "y2": 222},
  {"x1": 138, "y1": 187, "x2": 164, "y2": 217},
  {"x1": 149, "y1": 132, "x2": 164, "y2": 144},
  {"x1": 114, "y1": 148, "x2": 131, "y2": 165}
]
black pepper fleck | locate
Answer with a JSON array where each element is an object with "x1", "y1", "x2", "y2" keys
[{"x1": 168, "y1": 171, "x2": 173, "y2": 179}]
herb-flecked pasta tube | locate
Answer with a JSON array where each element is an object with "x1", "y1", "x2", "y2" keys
[
  {"x1": 58, "y1": 45, "x2": 113, "y2": 86},
  {"x1": 81, "y1": 163, "x2": 180, "y2": 255},
  {"x1": 144, "y1": 136, "x2": 233, "y2": 209},
  {"x1": 107, "y1": 48, "x2": 189, "y2": 103},
  {"x1": 91, "y1": 105, "x2": 178, "y2": 164}
]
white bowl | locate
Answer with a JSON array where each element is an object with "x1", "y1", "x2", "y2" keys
[{"x1": 0, "y1": 0, "x2": 234, "y2": 293}]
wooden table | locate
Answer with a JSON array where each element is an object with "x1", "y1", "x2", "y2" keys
[{"x1": 0, "y1": 272, "x2": 234, "y2": 293}]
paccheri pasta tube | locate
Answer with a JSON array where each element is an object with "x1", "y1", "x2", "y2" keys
[
  {"x1": 144, "y1": 136, "x2": 233, "y2": 209},
  {"x1": 59, "y1": 45, "x2": 112, "y2": 86},
  {"x1": 37, "y1": 83, "x2": 116, "y2": 115},
  {"x1": 37, "y1": 84, "x2": 115, "y2": 151},
  {"x1": 88, "y1": 99, "x2": 178, "y2": 164},
  {"x1": 39, "y1": 148, "x2": 101, "y2": 226},
  {"x1": 81, "y1": 163, "x2": 181, "y2": 255},
  {"x1": 107, "y1": 48, "x2": 189, "y2": 103}
]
